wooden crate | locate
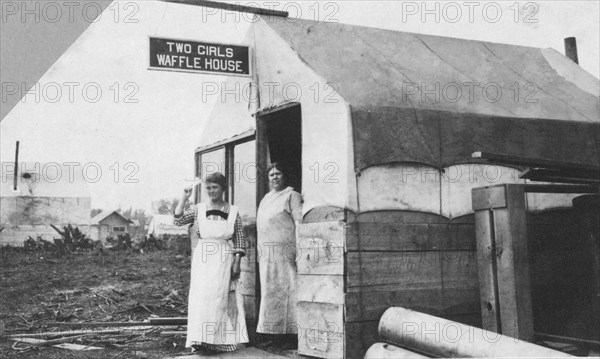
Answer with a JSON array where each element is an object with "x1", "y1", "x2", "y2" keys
[{"x1": 296, "y1": 213, "x2": 481, "y2": 359}]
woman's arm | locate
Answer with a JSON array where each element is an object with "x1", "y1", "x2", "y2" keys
[
  {"x1": 173, "y1": 188, "x2": 196, "y2": 226},
  {"x1": 232, "y1": 213, "x2": 246, "y2": 256},
  {"x1": 289, "y1": 191, "x2": 303, "y2": 225},
  {"x1": 231, "y1": 213, "x2": 245, "y2": 280}
]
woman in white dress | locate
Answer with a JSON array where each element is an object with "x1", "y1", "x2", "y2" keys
[
  {"x1": 174, "y1": 172, "x2": 248, "y2": 353},
  {"x1": 256, "y1": 163, "x2": 303, "y2": 348}
]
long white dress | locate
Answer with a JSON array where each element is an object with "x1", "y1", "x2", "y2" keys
[
  {"x1": 185, "y1": 203, "x2": 248, "y2": 349},
  {"x1": 256, "y1": 187, "x2": 303, "y2": 334}
]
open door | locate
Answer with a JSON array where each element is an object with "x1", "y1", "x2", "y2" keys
[{"x1": 256, "y1": 102, "x2": 302, "y2": 200}]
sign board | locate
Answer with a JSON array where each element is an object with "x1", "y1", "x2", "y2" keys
[{"x1": 149, "y1": 37, "x2": 251, "y2": 76}]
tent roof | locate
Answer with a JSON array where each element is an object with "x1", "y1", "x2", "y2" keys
[
  {"x1": 262, "y1": 18, "x2": 599, "y2": 170},
  {"x1": 199, "y1": 18, "x2": 599, "y2": 170},
  {"x1": 264, "y1": 17, "x2": 598, "y2": 121}
]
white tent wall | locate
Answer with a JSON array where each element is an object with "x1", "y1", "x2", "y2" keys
[
  {"x1": 253, "y1": 19, "x2": 355, "y2": 216},
  {"x1": 198, "y1": 19, "x2": 255, "y2": 148},
  {"x1": 358, "y1": 163, "x2": 577, "y2": 218},
  {"x1": 0, "y1": 1, "x2": 253, "y2": 210}
]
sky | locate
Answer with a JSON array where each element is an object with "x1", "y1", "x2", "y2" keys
[{"x1": 1, "y1": 0, "x2": 599, "y2": 212}]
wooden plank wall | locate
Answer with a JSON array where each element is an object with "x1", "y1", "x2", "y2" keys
[
  {"x1": 240, "y1": 223, "x2": 257, "y2": 337},
  {"x1": 296, "y1": 221, "x2": 345, "y2": 359},
  {"x1": 344, "y1": 211, "x2": 481, "y2": 359}
]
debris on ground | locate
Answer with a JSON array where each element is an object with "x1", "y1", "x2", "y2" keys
[{"x1": 1, "y1": 245, "x2": 191, "y2": 358}]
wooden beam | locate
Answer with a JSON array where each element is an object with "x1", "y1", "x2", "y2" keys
[
  {"x1": 162, "y1": 0, "x2": 289, "y2": 17},
  {"x1": 47, "y1": 321, "x2": 156, "y2": 328},
  {"x1": 13, "y1": 141, "x2": 19, "y2": 190},
  {"x1": 523, "y1": 184, "x2": 599, "y2": 193},
  {"x1": 195, "y1": 129, "x2": 255, "y2": 154},
  {"x1": 255, "y1": 102, "x2": 300, "y2": 117},
  {"x1": 148, "y1": 317, "x2": 187, "y2": 325},
  {"x1": 472, "y1": 184, "x2": 534, "y2": 341},
  {"x1": 520, "y1": 168, "x2": 600, "y2": 184},
  {"x1": 9, "y1": 329, "x2": 121, "y2": 339},
  {"x1": 535, "y1": 332, "x2": 600, "y2": 349},
  {"x1": 472, "y1": 151, "x2": 600, "y2": 172}
]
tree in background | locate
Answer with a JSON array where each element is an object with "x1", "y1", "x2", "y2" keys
[
  {"x1": 151, "y1": 198, "x2": 189, "y2": 215},
  {"x1": 90, "y1": 208, "x2": 103, "y2": 218}
]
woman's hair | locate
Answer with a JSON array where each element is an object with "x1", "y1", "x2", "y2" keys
[
  {"x1": 267, "y1": 162, "x2": 286, "y2": 177},
  {"x1": 204, "y1": 172, "x2": 227, "y2": 191}
]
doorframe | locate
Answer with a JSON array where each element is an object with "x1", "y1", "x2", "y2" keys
[{"x1": 254, "y1": 101, "x2": 302, "y2": 318}]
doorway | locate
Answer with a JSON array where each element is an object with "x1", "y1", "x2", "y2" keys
[
  {"x1": 254, "y1": 102, "x2": 302, "y2": 320},
  {"x1": 255, "y1": 102, "x2": 302, "y2": 201}
]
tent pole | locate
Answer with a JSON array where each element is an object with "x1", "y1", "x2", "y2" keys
[{"x1": 13, "y1": 141, "x2": 19, "y2": 191}]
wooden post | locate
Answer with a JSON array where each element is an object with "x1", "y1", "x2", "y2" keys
[
  {"x1": 254, "y1": 114, "x2": 269, "y2": 324},
  {"x1": 472, "y1": 184, "x2": 533, "y2": 341},
  {"x1": 13, "y1": 141, "x2": 19, "y2": 190}
]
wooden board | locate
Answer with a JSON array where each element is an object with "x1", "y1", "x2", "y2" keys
[
  {"x1": 346, "y1": 222, "x2": 475, "y2": 251},
  {"x1": 243, "y1": 295, "x2": 256, "y2": 322},
  {"x1": 346, "y1": 252, "x2": 442, "y2": 288},
  {"x1": 494, "y1": 200, "x2": 534, "y2": 340},
  {"x1": 239, "y1": 270, "x2": 255, "y2": 295},
  {"x1": 297, "y1": 301, "x2": 344, "y2": 359},
  {"x1": 441, "y1": 250, "x2": 478, "y2": 290},
  {"x1": 472, "y1": 185, "x2": 508, "y2": 210},
  {"x1": 303, "y1": 206, "x2": 347, "y2": 223},
  {"x1": 297, "y1": 221, "x2": 346, "y2": 244},
  {"x1": 297, "y1": 222, "x2": 345, "y2": 276},
  {"x1": 352, "y1": 210, "x2": 451, "y2": 224},
  {"x1": 345, "y1": 288, "x2": 442, "y2": 322},
  {"x1": 344, "y1": 271, "x2": 479, "y2": 323},
  {"x1": 474, "y1": 209, "x2": 501, "y2": 333},
  {"x1": 297, "y1": 275, "x2": 344, "y2": 305},
  {"x1": 473, "y1": 184, "x2": 534, "y2": 340},
  {"x1": 52, "y1": 343, "x2": 103, "y2": 351}
]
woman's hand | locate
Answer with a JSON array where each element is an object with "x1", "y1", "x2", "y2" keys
[
  {"x1": 231, "y1": 256, "x2": 241, "y2": 280},
  {"x1": 182, "y1": 187, "x2": 193, "y2": 201},
  {"x1": 174, "y1": 187, "x2": 193, "y2": 217}
]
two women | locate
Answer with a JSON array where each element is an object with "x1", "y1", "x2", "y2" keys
[{"x1": 175, "y1": 164, "x2": 302, "y2": 353}]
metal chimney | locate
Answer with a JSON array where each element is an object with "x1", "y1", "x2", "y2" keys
[{"x1": 564, "y1": 37, "x2": 579, "y2": 64}]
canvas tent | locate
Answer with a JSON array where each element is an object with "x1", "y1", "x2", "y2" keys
[
  {"x1": 190, "y1": 13, "x2": 599, "y2": 359},
  {"x1": 147, "y1": 214, "x2": 189, "y2": 236}
]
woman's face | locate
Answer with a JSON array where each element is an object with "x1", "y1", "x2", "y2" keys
[
  {"x1": 206, "y1": 182, "x2": 224, "y2": 201},
  {"x1": 269, "y1": 168, "x2": 285, "y2": 191}
]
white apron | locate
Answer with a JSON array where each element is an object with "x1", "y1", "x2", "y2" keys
[
  {"x1": 186, "y1": 203, "x2": 248, "y2": 348},
  {"x1": 256, "y1": 187, "x2": 300, "y2": 334}
]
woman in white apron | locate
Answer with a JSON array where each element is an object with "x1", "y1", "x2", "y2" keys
[
  {"x1": 174, "y1": 172, "x2": 248, "y2": 353},
  {"x1": 256, "y1": 163, "x2": 303, "y2": 348}
]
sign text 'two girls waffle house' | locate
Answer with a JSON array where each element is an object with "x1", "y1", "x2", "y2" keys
[{"x1": 149, "y1": 37, "x2": 251, "y2": 76}]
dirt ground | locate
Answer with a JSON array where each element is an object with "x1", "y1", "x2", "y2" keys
[{"x1": 0, "y1": 246, "x2": 197, "y2": 358}]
